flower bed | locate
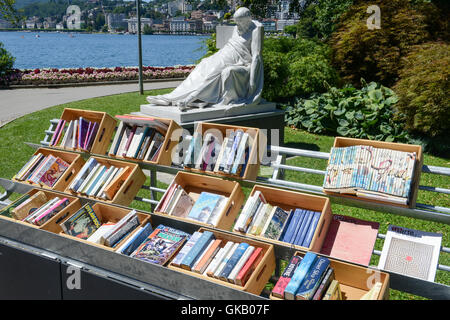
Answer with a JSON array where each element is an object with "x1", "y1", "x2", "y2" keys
[{"x1": 1, "y1": 65, "x2": 194, "y2": 86}]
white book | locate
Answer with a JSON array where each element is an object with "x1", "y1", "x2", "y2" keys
[
  {"x1": 213, "y1": 137, "x2": 228, "y2": 172},
  {"x1": 191, "y1": 239, "x2": 215, "y2": 271},
  {"x1": 247, "y1": 203, "x2": 269, "y2": 236},
  {"x1": 378, "y1": 225, "x2": 442, "y2": 282},
  {"x1": 126, "y1": 126, "x2": 145, "y2": 158},
  {"x1": 260, "y1": 206, "x2": 277, "y2": 236},
  {"x1": 71, "y1": 120, "x2": 78, "y2": 149},
  {"x1": 227, "y1": 245, "x2": 255, "y2": 283},
  {"x1": 87, "y1": 223, "x2": 116, "y2": 244},
  {"x1": 205, "y1": 241, "x2": 234, "y2": 277},
  {"x1": 214, "y1": 242, "x2": 239, "y2": 279},
  {"x1": 60, "y1": 121, "x2": 71, "y2": 147},
  {"x1": 194, "y1": 133, "x2": 212, "y2": 169},
  {"x1": 100, "y1": 209, "x2": 137, "y2": 244},
  {"x1": 240, "y1": 191, "x2": 266, "y2": 233},
  {"x1": 97, "y1": 166, "x2": 119, "y2": 198},
  {"x1": 88, "y1": 166, "x2": 111, "y2": 197},
  {"x1": 172, "y1": 231, "x2": 203, "y2": 267},
  {"x1": 24, "y1": 197, "x2": 60, "y2": 223},
  {"x1": 77, "y1": 163, "x2": 100, "y2": 193},
  {"x1": 224, "y1": 130, "x2": 243, "y2": 173},
  {"x1": 116, "y1": 126, "x2": 131, "y2": 157},
  {"x1": 109, "y1": 121, "x2": 125, "y2": 155},
  {"x1": 144, "y1": 140, "x2": 156, "y2": 161},
  {"x1": 92, "y1": 166, "x2": 115, "y2": 198},
  {"x1": 82, "y1": 165, "x2": 106, "y2": 195},
  {"x1": 233, "y1": 194, "x2": 256, "y2": 232},
  {"x1": 69, "y1": 158, "x2": 97, "y2": 191},
  {"x1": 231, "y1": 133, "x2": 249, "y2": 175},
  {"x1": 100, "y1": 167, "x2": 123, "y2": 199}
]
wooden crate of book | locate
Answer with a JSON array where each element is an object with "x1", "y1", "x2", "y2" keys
[
  {"x1": 0, "y1": 188, "x2": 81, "y2": 230},
  {"x1": 234, "y1": 185, "x2": 332, "y2": 253},
  {"x1": 154, "y1": 171, "x2": 245, "y2": 231},
  {"x1": 64, "y1": 156, "x2": 146, "y2": 206},
  {"x1": 108, "y1": 114, "x2": 181, "y2": 166},
  {"x1": 42, "y1": 202, "x2": 151, "y2": 252},
  {"x1": 323, "y1": 137, "x2": 423, "y2": 208},
  {"x1": 12, "y1": 147, "x2": 85, "y2": 192},
  {"x1": 168, "y1": 227, "x2": 276, "y2": 295},
  {"x1": 49, "y1": 108, "x2": 116, "y2": 155},
  {"x1": 183, "y1": 122, "x2": 261, "y2": 181},
  {"x1": 269, "y1": 251, "x2": 390, "y2": 300}
]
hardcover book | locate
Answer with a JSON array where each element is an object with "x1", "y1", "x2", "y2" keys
[
  {"x1": 272, "y1": 255, "x2": 302, "y2": 299},
  {"x1": 312, "y1": 267, "x2": 335, "y2": 300},
  {"x1": 118, "y1": 223, "x2": 154, "y2": 256},
  {"x1": 283, "y1": 252, "x2": 317, "y2": 300},
  {"x1": 0, "y1": 194, "x2": 31, "y2": 219},
  {"x1": 39, "y1": 157, "x2": 69, "y2": 188},
  {"x1": 262, "y1": 207, "x2": 291, "y2": 240},
  {"x1": 320, "y1": 214, "x2": 379, "y2": 266},
  {"x1": 172, "y1": 231, "x2": 203, "y2": 267},
  {"x1": 218, "y1": 242, "x2": 250, "y2": 281},
  {"x1": 193, "y1": 239, "x2": 222, "y2": 274},
  {"x1": 234, "y1": 247, "x2": 263, "y2": 287},
  {"x1": 180, "y1": 231, "x2": 214, "y2": 270},
  {"x1": 205, "y1": 241, "x2": 234, "y2": 277},
  {"x1": 227, "y1": 245, "x2": 255, "y2": 283},
  {"x1": 33, "y1": 197, "x2": 70, "y2": 226},
  {"x1": 60, "y1": 203, "x2": 102, "y2": 240},
  {"x1": 296, "y1": 257, "x2": 330, "y2": 300}
]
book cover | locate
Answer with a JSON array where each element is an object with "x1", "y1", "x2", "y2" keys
[
  {"x1": 119, "y1": 223, "x2": 154, "y2": 256},
  {"x1": 0, "y1": 194, "x2": 31, "y2": 219},
  {"x1": 296, "y1": 257, "x2": 330, "y2": 300},
  {"x1": 262, "y1": 207, "x2": 291, "y2": 240},
  {"x1": 194, "y1": 239, "x2": 222, "y2": 274},
  {"x1": 86, "y1": 222, "x2": 116, "y2": 244},
  {"x1": 187, "y1": 192, "x2": 223, "y2": 224},
  {"x1": 378, "y1": 225, "x2": 442, "y2": 281},
  {"x1": 11, "y1": 191, "x2": 47, "y2": 221},
  {"x1": 39, "y1": 157, "x2": 69, "y2": 188},
  {"x1": 224, "y1": 130, "x2": 243, "y2": 173},
  {"x1": 227, "y1": 245, "x2": 255, "y2": 283},
  {"x1": 132, "y1": 228, "x2": 188, "y2": 265},
  {"x1": 109, "y1": 121, "x2": 125, "y2": 155},
  {"x1": 320, "y1": 214, "x2": 379, "y2": 266},
  {"x1": 104, "y1": 212, "x2": 140, "y2": 247},
  {"x1": 205, "y1": 195, "x2": 227, "y2": 227},
  {"x1": 60, "y1": 203, "x2": 102, "y2": 239},
  {"x1": 272, "y1": 255, "x2": 302, "y2": 299},
  {"x1": 29, "y1": 155, "x2": 57, "y2": 184},
  {"x1": 172, "y1": 231, "x2": 203, "y2": 267},
  {"x1": 283, "y1": 251, "x2": 317, "y2": 300},
  {"x1": 218, "y1": 242, "x2": 250, "y2": 281},
  {"x1": 235, "y1": 247, "x2": 263, "y2": 287},
  {"x1": 312, "y1": 267, "x2": 335, "y2": 300},
  {"x1": 205, "y1": 241, "x2": 234, "y2": 277},
  {"x1": 180, "y1": 231, "x2": 214, "y2": 270}
]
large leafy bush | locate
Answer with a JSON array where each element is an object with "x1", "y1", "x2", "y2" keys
[
  {"x1": 0, "y1": 42, "x2": 15, "y2": 85},
  {"x1": 331, "y1": 0, "x2": 432, "y2": 87},
  {"x1": 285, "y1": 81, "x2": 409, "y2": 142},
  {"x1": 262, "y1": 37, "x2": 338, "y2": 102},
  {"x1": 393, "y1": 42, "x2": 449, "y2": 138}
]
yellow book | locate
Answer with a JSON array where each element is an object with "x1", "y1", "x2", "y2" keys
[
  {"x1": 322, "y1": 280, "x2": 342, "y2": 300},
  {"x1": 360, "y1": 282, "x2": 382, "y2": 300}
]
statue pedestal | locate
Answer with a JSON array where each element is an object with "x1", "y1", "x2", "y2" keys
[{"x1": 134, "y1": 102, "x2": 285, "y2": 145}]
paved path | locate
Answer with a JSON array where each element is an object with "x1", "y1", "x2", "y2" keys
[{"x1": 0, "y1": 80, "x2": 182, "y2": 127}]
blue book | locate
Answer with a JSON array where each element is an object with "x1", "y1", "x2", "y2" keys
[
  {"x1": 86, "y1": 165, "x2": 107, "y2": 195},
  {"x1": 287, "y1": 209, "x2": 307, "y2": 244},
  {"x1": 296, "y1": 257, "x2": 330, "y2": 300},
  {"x1": 187, "y1": 192, "x2": 223, "y2": 224},
  {"x1": 120, "y1": 223, "x2": 154, "y2": 256},
  {"x1": 293, "y1": 210, "x2": 313, "y2": 246},
  {"x1": 180, "y1": 231, "x2": 214, "y2": 270},
  {"x1": 71, "y1": 157, "x2": 97, "y2": 191},
  {"x1": 284, "y1": 252, "x2": 317, "y2": 300},
  {"x1": 134, "y1": 126, "x2": 150, "y2": 158},
  {"x1": 301, "y1": 211, "x2": 322, "y2": 248},
  {"x1": 281, "y1": 209, "x2": 304, "y2": 244},
  {"x1": 218, "y1": 242, "x2": 250, "y2": 280}
]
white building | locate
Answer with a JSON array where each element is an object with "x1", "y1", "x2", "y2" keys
[
  {"x1": 168, "y1": 0, "x2": 192, "y2": 16},
  {"x1": 125, "y1": 17, "x2": 153, "y2": 34},
  {"x1": 276, "y1": 19, "x2": 299, "y2": 32},
  {"x1": 106, "y1": 13, "x2": 127, "y2": 32}
]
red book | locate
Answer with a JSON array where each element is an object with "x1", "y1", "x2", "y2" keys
[
  {"x1": 271, "y1": 255, "x2": 302, "y2": 299},
  {"x1": 320, "y1": 214, "x2": 379, "y2": 266},
  {"x1": 158, "y1": 182, "x2": 178, "y2": 213},
  {"x1": 235, "y1": 247, "x2": 263, "y2": 286}
]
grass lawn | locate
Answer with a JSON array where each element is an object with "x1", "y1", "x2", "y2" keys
[{"x1": 0, "y1": 88, "x2": 448, "y2": 300}]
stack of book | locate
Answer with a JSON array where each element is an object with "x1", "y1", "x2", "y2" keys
[
  {"x1": 131, "y1": 224, "x2": 191, "y2": 265},
  {"x1": 7, "y1": 190, "x2": 70, "y2": 226},
  {"x1": 171, "y1": 230, "x2": 264, "y2": 286},
  {"x1": 60, "y1": 203, "x2": 141, "y2": 248},
  {"x1": 156, "y1": 181, "x2": 228, "y2": 227},
  {"x1": 272, "y1": 252, "x2": 383, "y2": 300},
  {"x1": 14, "y1": 152, "x2": 70, "y2": 188},
  {"x1": 234, "y1": 191, "x2": 322, "y2": 248},
  {"x1": 183, "y1": 129, "x2": 253, "y2": 177},
  {"x1": 68, "y1": 158, "x2": 129, "y2": 200},
  {"x1": 109, "y1": 115, "x2": 169, "y2": 162},
  {"x1": 50, "y1": 117, "x2": 99, "y2": 152},
  {"x1": 323, "y1": 145, "x2": 417, "y2": 205}
]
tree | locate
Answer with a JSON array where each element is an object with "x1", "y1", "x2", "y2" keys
[
  {"x1": 143, "y1": 24, "x2": 153, "y2": 35},
  {"x1": 1, "y1": 0, "x2": 21, "y2": 25}
]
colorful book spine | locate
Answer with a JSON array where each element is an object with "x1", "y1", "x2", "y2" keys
[
  {"x1": 293, "y1": 210, "x2": 313, "y2": 246},
  {"x1": 313, "y1": 267, "x2": 335, "y2": 300},
  {"x1": 193, "y1": 239, "x2": 222, "y2": 274},
  {"x1": 180, "y1": 231, "x2": 214, "y2": 270},
  {"x1": 283, "y1": 252, "x2": 317, "y2": 300},
  {"x1": 205, "y1": 241, "x2": 234, "y2": 277},
  {"x1": 296, "y1": 257, "x2": 330, "y2": 300},
  {"x1": 282, "y1": 209, "x2": 305, "y2": 244},
  {"x1": 218, "y1": 242, "x2": 250, "y2": 281},
  {"x1": 235, "y1": 247, "x2": 263, "y2": 287},
  {"x1": 33, "y1": 198, "x2": 69, "y2": 226},
  {"x1": 120, "y1": 223, "x2": 154, "y2": 256},
  {"x1": 214, "y1": 242, "x2": 239, "y2": 278},
  {"x1": 272, "y1": 255, "x2": 302, "y2": 299},
  {"x1": 227, "y1": 245, "x2": 255, "y2": 283},
  {"x1": 171, "y1": 231, "x2": 202, "y2": 267},
  {"x1": 301, "y1": 211, "x2": 322, "y2": 248},
  {"x1": 224, "y1": 130, "x2": 243, "y2": 173}
]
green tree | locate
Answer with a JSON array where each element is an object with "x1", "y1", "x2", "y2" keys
[
  {"x1": 0, "y1": 0, "x2": 21, "y2": 25},
  {"x1": 0, "y1": 42, "x2": 15, "y2": 85},
  {"x1": 143, "y1": 24, "x2": 153, "y2": 35}
]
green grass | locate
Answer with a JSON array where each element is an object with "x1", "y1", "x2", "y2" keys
[{"x1": 0, "y1": 89, "x2": 448, "y2": 300}]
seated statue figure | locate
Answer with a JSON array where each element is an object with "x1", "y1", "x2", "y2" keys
[{"x1": 146, "y1": 7, "x2": 263, "y2": 111}]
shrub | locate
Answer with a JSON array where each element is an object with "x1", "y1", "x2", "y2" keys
[
  {"x1": 393, "y1": 42, "x2": 450, "y2": 138},
  {"x1": 263, "y1": 37, "x2": 338, "y2": 102},
  {"x1": 285, "y1": 81, "x2": 410, "y2": 143},
  {"x1": 331, "y1": 0, "x2": 432, "y2": 87},
  {"x1": 0, "y1": 42, "x2": 15, "y2": 85}
]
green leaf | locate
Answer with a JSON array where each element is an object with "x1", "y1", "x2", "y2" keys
[
  {"x1": 338, "y1": 119, "x2": 349, "y2": 127},
  {"x1": 337, "y1": 126, "x2": 349, "y2": 136}
]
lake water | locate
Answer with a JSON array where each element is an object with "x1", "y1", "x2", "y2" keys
[{"x1": 0, "y1": 31, "x2": 208, "y2": 69}]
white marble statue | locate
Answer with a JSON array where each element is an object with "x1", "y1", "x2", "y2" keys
[{"x1": 146, "y1": 7, "x2": 263, "y2": 111}]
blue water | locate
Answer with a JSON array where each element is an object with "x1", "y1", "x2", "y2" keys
[{"x1": 0, "y1": 31, "x2": 208, "y2": 69}]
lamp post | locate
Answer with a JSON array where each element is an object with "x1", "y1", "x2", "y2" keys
[{"x1": 136, "y1": 0, "x2": 144, "y2": 95}]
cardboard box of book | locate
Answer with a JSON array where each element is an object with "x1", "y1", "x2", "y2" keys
[
  {"x1": 48, "y1": 108, "x2": 116, "y2": 155},
  {"x1": 12, "y1": 147, "x2": 85, "y2": 192},
  {"x1": 64, "y1": 156, "x2": 146, "y2": 206},
  {"x1": 182, "y1": 122, "x2": 261, "y2": 181},
  {"x1": 108, "y1": 114, "x2": 181, "y2": 166},
  {"x1": 168, "y1": 227, "x2": 275, "y2": 295},
  {"x1": 154, "y1": 171, "x2": 245, "y2": 231},
  {"x1": 233, "y1": 185, "x2": 332, "y2": 253},
  {"x1": 42, "y1": 202, "x2": 151, "y2": 252},
  {"x1": 0, "y1": 188, "x2": 81, "y2": 230},
  {"x1": 269, "y1": 251, "x2": 390, "y2": 300},
  {"x1": 323, "y1": 137, "x2": 423, "y2": 208}
]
